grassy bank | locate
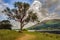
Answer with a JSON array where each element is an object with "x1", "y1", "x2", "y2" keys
[{"x1": 0, "y1": 30, "x2": 60, "y2": 40}]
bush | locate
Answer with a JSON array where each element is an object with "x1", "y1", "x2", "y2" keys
[
  {"x1": 22, "y1": 29, "x2": 28, "y2": 31},
  {"x1": 0, "y1": 20, "x2": 12, "y2": 30}
]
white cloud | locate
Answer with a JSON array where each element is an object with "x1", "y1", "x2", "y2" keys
[
  {"x1": 0, "y1": 0, "x2": 9, "y2": 20},
  {"x1": 0, "y1": 0, "x2": 6, "y2": 11},
  {"x1": 41, "y1": 0, "x2": 59, "y2": 13}
]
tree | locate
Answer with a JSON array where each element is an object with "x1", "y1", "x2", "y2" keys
[
  {"x1": 0, "y1": 20, "x2": 12, "y2": 30},
  {"x1": 3, "y1": 2, "x2": 39, "y2": 31}
]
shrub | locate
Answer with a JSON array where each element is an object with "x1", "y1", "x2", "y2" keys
[{"x1": 0, "y1": 20, "x2": 12, "y2": 30}]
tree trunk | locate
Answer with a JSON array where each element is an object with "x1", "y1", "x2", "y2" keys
[
  {"x1": 19, "y1": 22, "x2": 23, "y2": 32},
  {"x1": 20, "y1": 23, "x2": 23, "y2": 31}
]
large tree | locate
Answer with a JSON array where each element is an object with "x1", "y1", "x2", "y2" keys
[{"x1": 3, "y1": 2, "x2": 39, "y2": 31}]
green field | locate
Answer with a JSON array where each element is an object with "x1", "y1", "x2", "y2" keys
[
  {"x1": 0, "y1": 30, "x2": 60, "y2": 40},
  {"x1": 0, "y1": 30, "x2": 22, "y2": 40}
]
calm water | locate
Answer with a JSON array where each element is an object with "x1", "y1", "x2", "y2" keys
[{"x1": 28, "y1": 30, "x2": 60, "y2": 34}]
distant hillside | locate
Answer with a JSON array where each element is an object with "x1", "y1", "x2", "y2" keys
[{"x1": 27, "y1": 19, "x2": 60, "y2": 30}]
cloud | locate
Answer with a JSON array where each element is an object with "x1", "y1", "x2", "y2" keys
[
  {"x1": 40, "y1": 0, "x2": 60, "y2": 13},
  {"x1": 0, "y1": 0, "x2": 13, "y2": 11},
  {"x1": 54, "y1": 5, "x2": 60, "y2": 14},
  {"x1": 0, "y1": 0, "x2": 7, "y2": 11},
  {"x1": 0, "y1": 0, "x2": 9, "y2": 20},
  {"x1": 0, "y1": 0, "x2": 2, "y2": 2}
]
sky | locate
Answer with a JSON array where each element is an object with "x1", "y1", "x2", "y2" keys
[
  {"x1": 1, "y1": 0, "x2": 60, "y2": 12},
  {"x1": 2, "y1": 0, "x2": 34, "y2": 9},
  {"x1": 0, "y1": 0, "x2": 34, "y2": 20},
  {"x1": 0, "y1": 0, "x2": 60, "y2": 20}
]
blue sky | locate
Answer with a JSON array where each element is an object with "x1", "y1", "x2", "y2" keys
[
  {"x1": 3, "y1": 0, "x2": 33, "y2": 4},
  {"x1": 3, "y1": 0, "x2": 34, "y2": 9}
]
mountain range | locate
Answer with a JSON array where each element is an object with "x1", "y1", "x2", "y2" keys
[{"x1": 27, "y1": 19, "x2": 60, "y2": 30}]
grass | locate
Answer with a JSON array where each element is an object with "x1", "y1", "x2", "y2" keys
[
  {"x1": 0, "y1": 30, "x2": 60, "y2": 40},
  {"x1": 0, "y1": 30, "x2": 22, "y2": 40},
  {"x1": 24, "y1": 31, "x2": 60, "y2": 40}
]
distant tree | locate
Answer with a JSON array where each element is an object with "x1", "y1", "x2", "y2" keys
[
  {"x1": 0, "y1": 20, "x2": 12, "y2": 30},
  {"x1": 3, "y1": 2, "x2": 39, "y2": 32}
]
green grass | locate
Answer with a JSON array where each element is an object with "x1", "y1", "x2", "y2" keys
[
  {"x1": 24, "y1": 31, "x2": 60, "y2": 40},
  {"x1": 0, "y1": 30, "x2": 60, "y2": 40},
  {"x1": 0, "y1": 30, "x2": 22, "y2": 40}
]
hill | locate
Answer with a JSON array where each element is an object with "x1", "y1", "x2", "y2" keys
[{"x1": 27, "y1": 19, "x2": 60, "y2": 30}]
